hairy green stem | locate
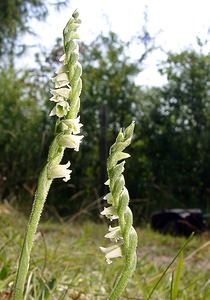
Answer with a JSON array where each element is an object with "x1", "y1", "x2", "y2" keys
[
  {"x1": 109, "y1": 233, "x2": 138, "y2": 299},
  {"x1": 13, "y1": 166, "x2": 53, "y2": 299}
]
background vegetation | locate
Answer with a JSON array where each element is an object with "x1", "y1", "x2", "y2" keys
[
  {"x1": 1, "y1": 203, "x2": 210, "y2": 299},
  {"x1": 0, "y1": 0, "x2": 210, "y2": 223}
]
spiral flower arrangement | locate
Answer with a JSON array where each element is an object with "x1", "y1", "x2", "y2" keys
[
  {"x1": 100, "y1": 121, "x2": 138, "y2": 299},
  {"x1": 13, "y1": 10, "x2": 83, "y2": 300}
]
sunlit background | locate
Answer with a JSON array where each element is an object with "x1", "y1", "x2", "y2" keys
[{"x1": 23, "y1": 0, "x2": 210, "y2": 86}]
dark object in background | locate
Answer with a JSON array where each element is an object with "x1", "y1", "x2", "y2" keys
[{"x1": 151, "y1": 209, "x2": 206, "y2": 236}]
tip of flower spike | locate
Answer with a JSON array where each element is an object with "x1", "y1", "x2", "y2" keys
[
  {"x1": 72, "y1": 9, "x2": 79, "y2": 19},
  {"x1": 124, "y1": 121, "x2": 135, "y2": 140}
]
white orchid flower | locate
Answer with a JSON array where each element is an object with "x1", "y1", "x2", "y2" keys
[
  {"x1": 101, "y1": 206, "x2": 119, "y2": 221},
  {"x1": 51, "y1": 72, "x2": 70, "y2": 88},
  {"x1": 56, "y1": 64, "x2": 69, "y2": 75},
  {"x1": 49, "y1": 95, "x2": 64, "y2": 103},
  {"x1": 49, "y1": 101, "x2": 70, "y2": 118},
  {"x1": 100, "y1": 244, "x2": 123, "y2": 264},
  {"x1": 50, "y1": 88, "x2": 71, "y2": 99},
  {"x1": 103, "y1": 192, "x2": 113, "y2": 204},
  {"x1": 59, "y1": 133, "x2": 83, "y2": 151},
  {"x1": 59, "y1": 53, "x2": 66, "y2": 61},
  {"x1": 104, "y1": 226, "x2": 122, "y2": 242},
  {"x1": 61, "y1": 117, "x2": 83, "y2": 133},
  {"x1": 48, "y1": 161, "x2": 72, "y2": 182}
]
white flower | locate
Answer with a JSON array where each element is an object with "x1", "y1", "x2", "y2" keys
[
  {"x1": 61, "y1": 117, "x2": 83, "y2": 133},
  {"x1": 101, "y1": 206, "x2": 119, "y2": 221},
  {"x1": 100, "y1": 244, "x2": 123, "y2": 264},
  {"x1": 104, "y1": 179, "x2": 110, "y2": 186},
  {"x1": 104, "y1": 226, "x2": 122, "y2": 242},
  {"x1": 49, "y1": 101, "x2": 70, "y2": 118},
  {"x1": 48, "y1": 161, "x2": 72, "y2": 182},
  {"x1": 59, "y1": 134, "x2": 83, "y2": 151},
  {"x1": 103, "y1": 192, "x2": 113, "y2": 204},
  {"x1": 49, "y1": 95, "x2": 64, "y2": 103},
  {"x1": 51, "y1": 72, "x2": 70, "y2": 88},
  {"x1": 59, "y1": 53, "x2": 66, "y2": 61},
  {"x1": 56, "y1": 64, "x2": 69, "y2": 75},
  {"x1": 50, "y1": 88, "x2": 71, "y2": 99}
]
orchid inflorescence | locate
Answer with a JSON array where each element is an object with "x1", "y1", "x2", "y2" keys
[
  {"x1": 13, "y1": 10, "x2": 83, "y2": 300},
  {"x1": 47, "y1": 10, "x2": 83, "y2": 180},
  {"x1": 100, "y1": 121, "x2": 138, "y2": 299}
]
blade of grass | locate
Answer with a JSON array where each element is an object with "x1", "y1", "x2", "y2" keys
[
  {"x1": 147, "y1": 232, "x2": 194, "y2": 300},
  {"x1": 133, "y1": 272, "x2": 149, "y2": 299},
  {"x1": 171, "y1": 250, "x2": 184, "y2": 300},
  {"x1": 170, "y1": 271, "x2": 174, "y2": 300}
]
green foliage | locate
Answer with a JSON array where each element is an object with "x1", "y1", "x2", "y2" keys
[
  {"x1": 0, "y1": 65, "x2": 51, "y2": 203},
  {"x1": 126, "y1": 50, "x2": 210, "y2": 215}
]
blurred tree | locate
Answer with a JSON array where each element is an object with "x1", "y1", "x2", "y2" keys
[
  {"x1": 0, "y1": 0, "x2": 68, "y2": 56},
  {"x1": 130, "y1": 50, "x2": 210, "y2": 213},
  {"x1": 79, "y1": 31, "x2": 156, "y2": 202},
  {"x1": 0, "y1": 64, "x2": 52, "y2": 203}
]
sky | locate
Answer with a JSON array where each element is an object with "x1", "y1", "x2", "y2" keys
[{"x1": 24, "y1": 0, "x2": 210, "y2": 86}]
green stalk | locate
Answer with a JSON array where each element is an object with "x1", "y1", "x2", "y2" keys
[
  {"x1": 13, "y1": 166, "x2": 53, "y2": 299},
  {"x1": 109, "y1": 234, "x2": 137, "y2": 299}
]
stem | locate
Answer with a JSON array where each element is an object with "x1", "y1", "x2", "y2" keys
[
  {"x1": 13, "y1": 166, "x2": 52, "y2": 300},
  {"x1": 109, "y1": 252, "x2": 137, "y2": 300},
  {"x1": 110, "y1": 212, "x2": 138, "y2": 299}
]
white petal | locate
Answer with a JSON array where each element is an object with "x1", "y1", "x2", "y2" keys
[
  {"x1": 61, "y1": 117, "x2": 83, "y2": 134},
  {"x1": 100, "y1": 244, "x2": 123, "y2": 264},
  {"x1": 48, "y1": 161, "x2": 72, "y2": 182},
  {"x1": 101, "y1": 206, "x2": 118, "y2": 220},
  {"x1": 49, "y1": 95, "x2": 64, "y2": 102},
  {"x1": 59, "y1": 134, "x2": 83, "y2": 151},
  {"x1": 104, "y1": 179, "x2": 110, "y2": 186},
  {"x1": 56, "y1": 64, "x2": 68, "y2": 75},
  {"x1": 50, "y1": 88, "x2": 71, "y2": 99},
  {"x1": 104, "y1": 226, "x2": 122, "y2": 242},
  {"x1": 103, "y1": 192, "x2": 113, "y2": 204},
  {"x1": 49, "y1": 101, "x2": 70, "y2": 118},
  {"x1": 51, "y1": 73, "x2": 70, "y2": 88},
  {"x1": 59, "y1": 53, "x2": 66, "y2": 61}
]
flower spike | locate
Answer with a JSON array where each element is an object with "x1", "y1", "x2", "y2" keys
[
  {"x1": 13, "y1": 11, "x2": 83, "y2": 300},
  {"x1": 100, "y1": 121, "x2": 138, "y2": 299}
]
